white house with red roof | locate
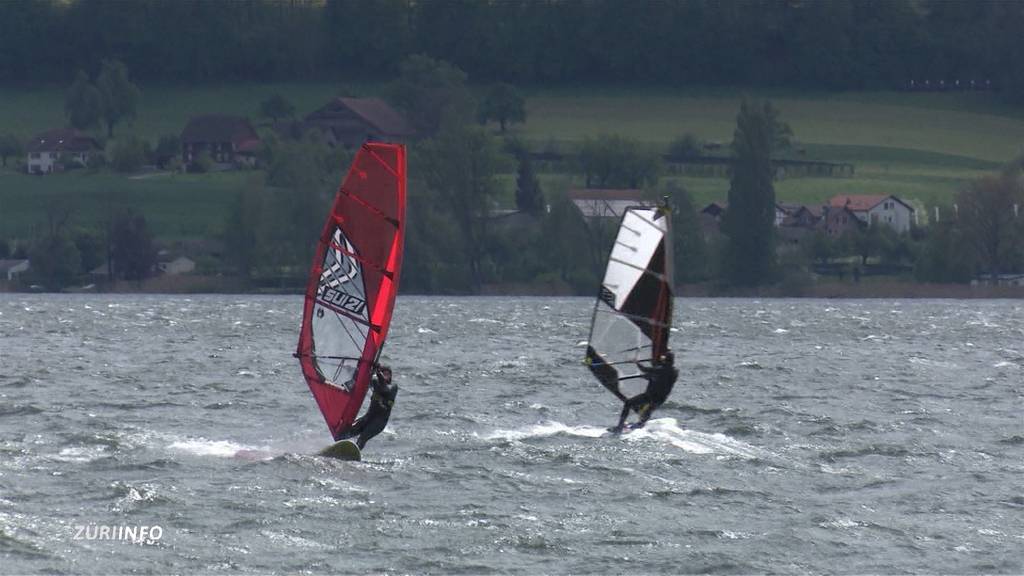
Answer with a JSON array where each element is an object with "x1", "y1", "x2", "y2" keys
[
  {"x1": 26, "y1": 128, "x2": 102, "y2": 174},
  {"x1": 828, "y1": 194, "x2": 914, "y2": 234}
]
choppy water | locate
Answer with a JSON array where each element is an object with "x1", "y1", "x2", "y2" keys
[{"x1": 1, "y1": 295, "x2": 1022, "y2": 574}]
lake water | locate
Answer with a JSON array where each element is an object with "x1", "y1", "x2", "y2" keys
[{"x1": 1, "y1": 295, "x2": 1022, "y2": 574}]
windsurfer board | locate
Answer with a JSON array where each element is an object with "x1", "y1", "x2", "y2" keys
[{"x1": 319, "y1": 439, "x2": 362, "y2": 461}]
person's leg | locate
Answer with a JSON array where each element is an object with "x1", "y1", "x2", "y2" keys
[{"x1": 355, "y1": 413, "x2": 389, "y2": 449}]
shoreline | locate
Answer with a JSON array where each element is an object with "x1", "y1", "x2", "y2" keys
[{"x1": 3, "y1": 276, "x2": 1024, "y2": 299}]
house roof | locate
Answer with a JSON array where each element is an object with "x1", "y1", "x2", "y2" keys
[
  {"x1": 341, "y1": 97, "x2": 414, "y2": 136},
  {"x1": 26, "y1": 129, "x2": 101, "y2": 153},
  {"x1": 0, "y1": 259, "x2": 29, "y2": 274},
  {"x1": 568, "y1": 189, "x2": 653, "y2": 218},
  {"x1": 310, "y1": 97, "x2": 414, "y2": 137},
  {"x1": 701, "y1": 201, "x2": 727, "y2": 216},
  {"x1": 181, "y1": 114, "x2": 260, "y2": 146},
  {"x1": 829, "y1": 194, "x2": 914, "y2": 213}
]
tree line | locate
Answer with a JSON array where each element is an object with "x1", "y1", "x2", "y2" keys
[{"x1": 3, "y1": 0, "x2": 1024, "y2": 97}]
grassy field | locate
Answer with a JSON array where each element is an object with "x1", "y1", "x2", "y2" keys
[
  {"x1": 1, "y1": 84, "x2": 1021, "y2": 243},
  {"x1": 0, "y1": 169, "x2": 255, "y2": 240}
]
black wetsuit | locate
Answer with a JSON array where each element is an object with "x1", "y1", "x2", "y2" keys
[
  {"x1": 337, "y1": 376, "x2": 397, "y2": 449},
  {"x1": 615, "y1": 362, "x2": 678, "y2": 430}
]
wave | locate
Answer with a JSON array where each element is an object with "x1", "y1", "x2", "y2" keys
[
  {"x1": 621, "y1": 418, "x2": 766, "y2": 459},
  {"x1": 167, "y1": 437, "x2": 276, "y2": 460},
  {"x1": 479, "y1": 418, "x2": 767, "y2": 459},
  {"x1": 480, "y1": 421, "x2": 607, "y2": 441}
]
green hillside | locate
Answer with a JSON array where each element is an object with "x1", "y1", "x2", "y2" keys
[{"x1": 1, "y1": 84, "x2": 1021, "y2": 240}]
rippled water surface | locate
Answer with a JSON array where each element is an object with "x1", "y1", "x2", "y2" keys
[{"x1": 1, "y1": 295, "x2": 1022, "y2": 574}]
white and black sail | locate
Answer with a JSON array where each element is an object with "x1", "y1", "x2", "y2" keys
[{"x1": 585, "y1": 205, "x2": 674, "y2": 401}]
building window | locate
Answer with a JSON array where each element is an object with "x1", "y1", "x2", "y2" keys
[{"x1": 30, "y1": 152, "x2": 40, "y2": 159}]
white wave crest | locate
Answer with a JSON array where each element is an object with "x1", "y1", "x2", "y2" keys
[
  {"x1": 480, "y1": 421, "x2": 607, "y2": 441},
  {"x1": 622, "y1": 418, "x2": 764, "y2": 458},
  {"x1": 168, "y1": 437, "x2": 273, "y2": 459}
]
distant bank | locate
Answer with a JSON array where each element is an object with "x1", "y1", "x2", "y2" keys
[{"x1": 3, "y1": 275, "x2": 1022, "y2": 299}]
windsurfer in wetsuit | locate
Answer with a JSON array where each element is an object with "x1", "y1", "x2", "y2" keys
[
  {"x1": 609, "y1": 350, "x2": 678, "y2": 433},
  {"x1": 337, "y1": 365, "x2": 397, "y2": 449}
]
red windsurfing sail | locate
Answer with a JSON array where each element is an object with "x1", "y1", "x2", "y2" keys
[{"x1": 295, "y1": 142, "x2": 406, "y2": 440}]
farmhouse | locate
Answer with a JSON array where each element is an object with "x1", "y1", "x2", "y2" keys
[
  {"x1": 304, "y1": 97, "x2": 414, "y2": 148},
  {"x1": 823, "y1": 204, "x2": 863, "y2": 238},
  {"x1": 180, "y1": 115, "x2": 261, "y2": 167},
  {"x1": 828, "y1": 194, "x2": 914, "y2": 234},
  {"x1": 26, "y1": 129, "x2": 102, "y2": 174},
  {"x1": 567, "y1": 189, "x2": 654, "y2": 219}
]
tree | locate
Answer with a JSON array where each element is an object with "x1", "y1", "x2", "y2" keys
[
  {"x1": 0, "y1": 133, "x2": 23, "y2": 168},
  {"x1": 28, "y1": 210, "x2": 81, "y2": 291},
  {"x1": 74, "y1": 230, "x2": 104, "y2": 275},
  {"x1": 416, "y1": 123, "x2": 504, "y2": 290},
  {"x1": 720, "y1": 100, "x2": 790, "y2": 287},
  {"x1": 956, "y1": 172, "x2": 1024, "y2": 279},
  {"x1": 514, "y1": 150, "x2": 544, "y2": 215},
  {"x1": 65, "y1": 70, "x2": 102, "y2": 131},
  {"x1": 109, "y1": 136, "x2": 147, "y2": 173},
  {"x1": 259, "y1": 94, "x2": 296, "y2": 124},
  {"x1": 111, "y1": 209, "x2": 156, "y2": 281},
  {"x1": 668, "y1": 133, "x2": 703, "y2": 158},
  {"x1": 664, "y1": 182, "x2": 708, "y2": 283},
  {"x1": 541, "y1": 189, "x2": 597, "y2": 292},
  {"x1": 477, "y1": 82, "x2": 526, "y2": 132},
  {"x1": 388, "y1": 54, "x2": 474, "y2": 136},
  {"x1": 804, "y1": 231, "x2": 835, "y2": 265},
  {"x1": 577, "y1": 134, "x2": 661, "y2": 189},
  {"x1": 914, "y1": 218, "x2": 973, "y2": 283},
  {"x1": 96, "y1": 59, "x2": 140, "y2": 138}
]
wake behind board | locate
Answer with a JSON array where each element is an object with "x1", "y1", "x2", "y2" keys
[{"x1": 319, "y1": 439, "x2": 362, "y2": 461}]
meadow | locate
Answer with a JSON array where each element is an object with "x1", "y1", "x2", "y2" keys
[{"x1": 1, "y1": 84, "x2": 1020, "y2": 240}]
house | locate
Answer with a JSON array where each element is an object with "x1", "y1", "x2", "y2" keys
[
  {"x1": 26, "y1": 129, "x2": 102, "y2": 174},
  {"x1": 180, "y1": 115, "x2": 261, "y2": 167},
  {"x1": 823, "y1": 204, "x2": 863, "y2": 238},
  {"x1": 776, "y1": 203, "x2": 822, "y2": 229},
  {"x1": 567, "y1": 189, "x2": 654, "y2": 219},
  {"x1": 303, "y1": 97, "x2": 414, "y2": 148},
  {"x1": 0, "y1": 259, "x2": 29, "y2": 281},
  {"x1": 828, "y1": 194, "x2": 915, "y2": 234}
]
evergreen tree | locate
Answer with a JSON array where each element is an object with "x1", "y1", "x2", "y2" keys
[
  {"x1": 65, "y1": 70, "x2": 102, "y2": 131},
  {"x1": 96, "y1": 59, "x2": 140, "y2": 138},
  {"x1": 515, "y1": 151, "x2": 544, "y2": 215},
  {"x1": 720, "y1": 100, "x2": 790, "y2": 287}
]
